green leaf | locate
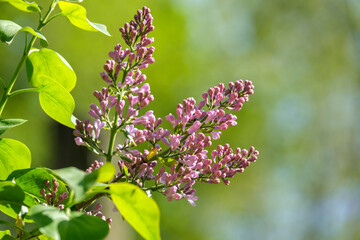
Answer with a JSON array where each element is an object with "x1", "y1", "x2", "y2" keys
[
  {"x1": 0, "y1": 0, "x2": 40, "y2": 13},
  {"x1": 110, "y1": 183, "x2": 161, "y2": 240},
  {"x1": 56, "y1": 167, "x2": 98, "y2": 203},
  {"x1": 27, "y1": 48, "x2": 76, "y2": 92},
  {"x1": 0, "y1": 20, "x2": 47, "y2": 44},
  {"x1": 40, "y1": 38, "x2": 48, "y2": 47},
  {"x1": 60, "y1": 0, "x2": 83, "y2": 2},
  {"x1": 96, "y1": 163, "x2": 116, "y2": 183},
  {"x1": 0, "y1": 20, "x2": 20, "y2": 44},
  {"x1": 0, "y1": 138, "x2": 31, "y2": 180},
  {"x1": 0, "y1": 230, "x2": 12, "y2": 239},
  {"x1": 0, "y1": 118, "x2": 27, "y2": 135},
  {"x1": 0, "y1": 181, "x2": 25, "y2": 220},
  {"x1": 58, "y1": 1, "x2": 110, "y2": 36},
  {"x1": 38, "y1": 75, "x2": 75, "y2": 128},
  {"x1": 7, "y1": 168, "x2": 69, "y2": 208},
  {"x1": 0, "y1": 230, "x2": 11, "y2": 237},
  {"x1": 38, "y1": 235, "x2": 53, "y2": 240},
  {"x1": 20, "y1": 26, "x2": 47, "y2": 43},
  {"x1": 30, "y1": 205, "x2": 109, "y2": 240}
]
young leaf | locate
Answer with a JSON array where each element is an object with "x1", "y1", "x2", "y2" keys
[
  {"x1": 110, "y1": 183, "x2": 161, "y2": 240},
  {"x1": 0, "y1": 0, "x2": 40, "y2": 13},
  {"x1": 0, "y1": 118, "x2": 27, "y2": 135},
  {"x1": 6, "y1": 168, "x2": 69, "y2": 207},
  {"x1": 96, "y1": 162, "x2": 116, "y2": 183},
  {"x1": 37, "y1": 75, "x2": 75, "y2": 128},
  {"x1": 30, "y1": 205, "x2": 109, "y2": 240},
  {"x1": 0, "y1": 138, "x2": 31, "y2": 180},
  {"x1": 58, "y1": 1, "x2": 110, "y2": 36},
  {"x1": 56, "y1": 167, "x2": 98, "y2": 203},
  {"x1": 27, "y1": 48, "x2": 76, "y2": 92},
  {"x1": 20, "y1": 26, "x2": 47, "y2": 43},
  {"x1": 0, "y1": 21, "x2": 47, "y2": 44}
]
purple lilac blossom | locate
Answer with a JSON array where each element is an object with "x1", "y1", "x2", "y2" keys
[{"x1": 73, "y1": 6, "x2": 259, "y2": 207}]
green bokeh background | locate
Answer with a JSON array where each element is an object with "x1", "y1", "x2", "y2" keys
[{"x1": 1, "y1": 0, "x2": 359, "y2": 239}]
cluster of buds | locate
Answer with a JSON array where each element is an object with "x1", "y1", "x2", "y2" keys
[
  {"x1": 200, "y1": 80, "x2": 255, "y2": 111},
  {"x1": 40, "y1": 178, "x2": 68, "y2": 210},
  {"x1": 85, "y1": 203, "x2": 112, "y2": 228},
  {"x1": 74, "y1": 6, "x2": 259, "y2": 206},
  {"x1": 119, "y1": 6, "x2": 154, "y2": 46},
  {"x1": 86, "y1": 160, "x2": 104, "y2": 173},
  {"x1": 74, "y1": 7, "x2": 156, "y2": 155}
]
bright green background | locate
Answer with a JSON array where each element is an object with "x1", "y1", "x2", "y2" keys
[{"x1": 1, "y1": 0, "x2": 359, "y2": 239}]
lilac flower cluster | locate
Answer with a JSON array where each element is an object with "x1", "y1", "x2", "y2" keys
[
  {"x1": 84, "y1": 203, "x2": 112, "y2": 228},
  {"x1": 74, "y1": 6, "x2": 259, "y2": 206},
  {"x1": 86, "y1": 160, "x2": 104, "y2": 173},
  {"x1": 74, "y1": 7, "x2": 156, "y2": 155},
  {"x1": 40, "y1": 178, "x2": 68, "y2": 210}
]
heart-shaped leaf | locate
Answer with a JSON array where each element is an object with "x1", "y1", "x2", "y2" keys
[
  {"x1": 0, "y1": 0, "x2": 40, "y2": 13},
  {"x1": 110, "y1": 183, "x2": 161, "y2": 240},
  {"x1": 27, "y1": 48, "x2": 76, "y2": 92},
  {"x1": 0, "y1": 20, "x2": 47, "y2": 44},
  {"x1": 30, "y1": 205, "x2": 109, "y2": 240},
  {"x1": 0, "y1": 118, "x2": 27, "y2": 135},
  {"x1": 37, "y1": 75, "x2": 75, "y2": 128},
  {"x1": 58, "y1": 1, "x2": 110, "y2": 36},
  {"x1": 0, "y1": 138, "x2": 31, "y2": 180}
]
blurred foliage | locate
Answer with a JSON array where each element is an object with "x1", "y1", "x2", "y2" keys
[{"x1": 1, "y1": 0, "x2": 359, "y2": 239}]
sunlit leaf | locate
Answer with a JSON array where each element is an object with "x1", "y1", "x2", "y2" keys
[
  {"x1": 96, "y1": 162, "x2": 116, "y2": 183},
  {"x1": 0, "y1": 230, "x2": 12, "y2": 239},
  {"x1": 0, "y1": 138, "x2": 31, "y2": 180},
  {"x1": 37, "y1": 75, "x2": 75, "y2": 128},
  {"x1": 0, "y1": 20, "x2": 47, "y2": 44},
  {"x1": 110, "y1": 183, "x2": 161, "y2": 240},
  {"x1": 58, "y1": 1, "x2": 110, "y2": 36},
  {"x1": 30, "y1": 205, "x2": 109, "y2": 240},
  {"x1": 0, "y1": 118, "x2": 27, "y2": 135},
  {"x1": 60, "y1": 0, "x2": 83, "y2": 2},
  {"x1": 27, "y1": 48, "x2": 76, "y2": 92},
  {"x1": 0, "y1": 0, "x2": 40, "y2": 13},
  {"x1": 38, "y1": 235, "x2": 53, "y2": 240}
]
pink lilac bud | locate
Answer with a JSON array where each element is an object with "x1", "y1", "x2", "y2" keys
[
  {"x1": 169, "y1": 134, "x2": 181, "y2": 151},
  {"x1": 86, "y1": 160, "x2": 104, "y2": 173},
  {"x1": 100, "y1": 72, "x2": 113, "y2": 85},
  {"x1": 187, "y1": 121, "x2": 202, "y2": 134},
  {"x1": 40, "y1": 188, "x2": 46, "y2": 198},
  {"x1": 93, "y1": 120, "x2": 106, "y2": 139},
  {"x1": 211, "y1": 131, "x2": 222, "y2": 140},
  {"x1": 104, "y1": 60, "x2": 115, "y2": 74}
]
